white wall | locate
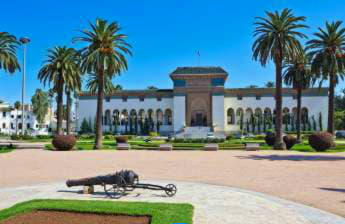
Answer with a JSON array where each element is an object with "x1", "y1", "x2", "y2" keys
[
  {"x1": 78, "y1": 97, "x2": 174, "y2": 133},
  {"x1": 173, "y1": 96, "x2": 186, "y2": 132},
  {"x1": 224, "y1": 95, "x2": 328, "y2": 133},
  {"x1": 212, "y1": 95, "x2": 225, "y2": 132}
]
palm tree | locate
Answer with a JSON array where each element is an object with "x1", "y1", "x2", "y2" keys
[
  {"x1": 86, "y1": 73, "x2": 122, "y2": 95},
  {"x1": 0, "y1": 32, "x2": 20, "y2": 74},
  {"x1": 38, "y1": 46, "x2": 81, "y2": 135},
  {"x1": 31, "y1": 89, "x2": 49, "y2": 128},
  {"x1": 264, "y1": 81, "x2": 275, "y2": 88},
  {"x1": 48, "y1": 89, "x2": 55, "y2": 133},
  {"x1": 283, "y1": 49, "x2": 313, "y2": 142},
  {"x1": 14, "y1": 101, "x2": 21, "y2": 135},
  {"x1": 74, "y1": 19, "x2": 132, "y2": 149},
  {"x1": 252, "y1": 8, "x2": 308, "y2": 149},
  {"x1": 307, "y1": 21, "x2": 345, "y2": 135}
]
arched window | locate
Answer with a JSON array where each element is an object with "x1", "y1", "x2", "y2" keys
[
  {"x1": 236, "y1": 108, "x2": 244, "y2": 125},
  {"x1": 130, "y1": 109, "x2": 137, "y2": 119},
  {"x1": 255, "y1": 108, "x2": 262, "y2": 116},
  {"x1": 121, "y1": 109, "x2": 128, "y2": 125},
  {"x1": 227, "y1": 108, "x2": 235, "y2": 125},
  {"x1": 2, "y1": 123, "x2": 6, "y2": 129},
  {"x1": 113, "y1": 110, "x2": 120, "y2": 125},
  {"x1": 156, "y1": 109, "x2": 163, "y2": 125},
  {"x1": 245, "y1": 108, "x2": 253, "y2": 120},
  {"x1": 301, "y1": 107, "x2": 309, "y2": 122},
  {"x1": 264, "y1": 108, "x2": 271, "y2": 117},
  {"x1": 283, "y1": 107, "x2": 290, "y2": 115},
  {"x1": 164, "y1": 109, "x2": 172, "y2": 125},
  {"x1": 147, "y1": 109, "x2": 154, "y2": 122},
  {"x1": 138, "y1": 109, "x2": 145, "y2": 121}
]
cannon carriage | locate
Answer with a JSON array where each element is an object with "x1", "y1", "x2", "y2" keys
[{"x1": 66, "y1": 170, "x2": 177, "y2": 198}]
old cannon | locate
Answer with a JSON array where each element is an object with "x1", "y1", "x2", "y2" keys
[{"x1": 66, "y1": 170, "x2": 177, "y2": 198}]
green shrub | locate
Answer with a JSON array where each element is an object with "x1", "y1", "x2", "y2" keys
[
  {"x1": 52, "y1": 135, "x2": 77, "y2": 151},
  {"x1": 283, "y1": 135, "x2": 297, "y2": 150},
  {"x1": 36, "y1": 135, "x2": 51, "y2": 139},
  {"x1": 308, "y1": 132, "x2": 334, "y2": 152},
  {"x1": 10, "y1": 134, "x2": 33, "y2": 140},
  {"x1": 173, "y1": 138, "x2": 224, "y2": 143},
  {"x1": 78, "y1": 134, "x2": 94, "y2": 140},
  {"x1": 149, "y1": 132, "x2": 159, "y2": 137},
  {"x1": 253, "y1": 135, "x2": 265, "y2": 140},
  {"x1": 115, "y1": 136, "x2": 128, "y2": 143},
  {"x1": 104, "y1": 135, "x2": 114, "y2": 140},
  {"x1": 265, "y1": 132, "x2": 275, "y2": 146}
]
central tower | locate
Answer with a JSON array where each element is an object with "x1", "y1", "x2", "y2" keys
[{"x1": 170, "y1": 67, "x2": 228, "y2": 131}]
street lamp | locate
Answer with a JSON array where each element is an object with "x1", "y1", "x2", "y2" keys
[{"x1": 20, "y1": 37, "x2": 30, "y2": 135}]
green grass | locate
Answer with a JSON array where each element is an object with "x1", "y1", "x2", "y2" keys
[
  {"x1": 259, "y1": 142, "x2": 345, "y2": 153},
  {"x1": 0, "y1": 199, "x2": 193, "y2": 224},
  {"x1": 0, "y1": 145, "x2": 15, "y2": 154}
]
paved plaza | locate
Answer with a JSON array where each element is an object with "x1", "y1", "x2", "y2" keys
[{"x1": 1, "y1": 148, "x2": 345, "y2": 221}]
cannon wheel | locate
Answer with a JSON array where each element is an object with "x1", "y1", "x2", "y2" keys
[
  {"x1": 103, "y1": 184, "x2": 125, "y2": 199},
  {"x1": 123, "y1": 177, "x2": 139, "y2": 192},
  {"x1": 165, "y1": 184, "x2": 177, "y2": 197}
]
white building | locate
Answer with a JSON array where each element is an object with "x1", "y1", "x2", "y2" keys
[
  {"x1": 0, "y1": 102, "x2": 51, "y2": 135},
  {"x1": 77, "y1": 67, "x2": 328, "y2": 137}
]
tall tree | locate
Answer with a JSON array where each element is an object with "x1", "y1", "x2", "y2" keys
[
  {"x1": 31, "y1": 89, "x2": 49, "y2": 127},
  {"x1": 264, "y1": 81, "x2": 275, "y2": 88},
  {"x1": 307, "y1": 21, "x2": 345, "y2": 135},
  {"x1": 64, "y1": 55, "x2": 81, "y2": 135},
  {"x1": 14, "y1": 101, "x2": 21, "y2": 135},
  {"x1": 0, "y1": 32, "x2": 20, "y2": 74},
  {"x1": 86, "y1": 73, "x2": 122, "y2": 95},
  {"x1": 74, "y1": 19, "x2": 132, "y2": 149},
  {"x1": 48, "y1": 89, "x2": 55, "y2": 132},
  {"x1": 38, "y1": 46, "x2": 81, "y2": 135},
  {"x1": 283, "y1": 49, "x2": 313, "y2": 142},
  {"x1": 252, "y1": 8, "x2": 308, "y2": 149}
]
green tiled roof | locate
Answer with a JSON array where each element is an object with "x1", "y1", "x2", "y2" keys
[{"x1": 171, "y1": 66, "x2": 227, "y2": 75}]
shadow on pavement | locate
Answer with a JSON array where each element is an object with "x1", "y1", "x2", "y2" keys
[
  {"x1": 319, "y1": 188, "x2": 345, "y2": 193},
  {"x1": 235, "y1": 155, "x2": 345, "y2": 161}
]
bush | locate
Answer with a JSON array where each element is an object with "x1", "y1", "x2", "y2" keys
[
  {"x1": 149, "y1": 132, "x2": 159, "y2": 137},
  {"x1": 172, "y1": 138, "x2": 225, "y2": 143},
  {"x1": 78, "y1": 134, "x2": 94, "y2": 140},
  {"x1": 10, "y1": 134, "x2": 33, "y2": 140},
  {"x1": 115, "y1": 136, "x2": 128, "y2": 143},
  {"x1": 226, "y1": 135, "x2": 233, "y2": 141},
  {"x1": 36, "y1": 135, "x2": 52, "y2": 139},
  {"x1": 253, "y1": 135, "x2": 265, "y2": 140},
  {"x1": 308, "y1": 132, "x2": 334, "y2": 152},
  {"x1": 104, "y1": 135, "x2": 114, "y2": 140},
  {"x1": 283, "y1": 135, "x2": 297, "y2": 150},
  {"x1": 52, "y1": 135, "x2": 76, "y2": 151},
  {"x1": 265, "y1": 132, "x2": 275, "y2": 146}
]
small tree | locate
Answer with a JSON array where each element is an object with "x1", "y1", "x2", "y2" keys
[
  {"x1": 319, "y1": 112, "x2": 323, "y2": 131},
  {"x1": 312, "y1": 116, "x2": 317, "y2": 131},
  {"x1": 246, "y1": 119, "x2": 250, "y2": 132},
  {"x1": 80, "y1": 118, "x2": 91, "y2": 134}
]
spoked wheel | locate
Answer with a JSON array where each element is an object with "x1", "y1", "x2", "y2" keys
[
  {"x1": 123, "y1": 177, "x2": 139, "y2": 191},
  {"x1": 103, "y1": 184, "x2": 125, "y2": 199},
  {"x1": 165, "y1": 184, "x2": 177, "y2": 197}
]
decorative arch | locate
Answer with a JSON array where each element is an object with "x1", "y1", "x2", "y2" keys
[
  {"x1": 245, "y1": 108, "x2": 253, "y2": 120},
  {"x1": 164, "y1": 109, "x2": 172, "y2": 125},
  {"x1": 156, "y1": 109, "x2": 163, "y2": 124},
  {"x1": 227, "y1": 108, "x2": 235, "y2": 125}
]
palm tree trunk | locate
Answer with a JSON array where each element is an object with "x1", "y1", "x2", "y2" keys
[
  {"x1": 296, "y1": 87, "x2": 302, "y2": 142},
  {"x1": 56, "y1": 75, "x2": 64, "y2": 135},
  {"x1": 66, "y1": 91, "x2": 71, "y2": 135},
  {"x1": 328, "y1": 72, "x2": 335, "y2": 135},
  {"x1": 94, "y1": 69, "x2": 104, "y2": 149},
  {"x1": 274, "y1": 58, "x2": 286, "y2": 150}
]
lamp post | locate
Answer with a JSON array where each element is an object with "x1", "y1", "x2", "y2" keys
[{"x1": 20, "y1": 37, "x2": 30, "y2": 135}]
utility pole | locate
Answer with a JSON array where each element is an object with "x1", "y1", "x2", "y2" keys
[{"x1": 20, "y1": 37, "x2": 30, "y2": 135}]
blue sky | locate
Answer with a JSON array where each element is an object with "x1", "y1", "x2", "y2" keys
[{"x1": 0, "y1": 0, "x2": 344, "y2": 104}]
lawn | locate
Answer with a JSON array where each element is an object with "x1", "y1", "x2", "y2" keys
[
  {"x1": 0, "y1": 145, "x2": 15, "y2": 154},
  {"x1": 0, "y1": 199, "x2": 193, "y2": 224},
  {"x1": 44, "y1": 137, "x2": 345, "y2": 153}
]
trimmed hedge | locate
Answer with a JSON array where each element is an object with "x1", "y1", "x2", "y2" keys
[
  {"x1": 115, "y1": 136, "x2": 128, "y2": 143},
  {"x1": 52, "y1": 135, "x2": 76, "y2": 151},
  {"x1": 308, "y1": 132, "x2": 334, "y2": 152},
  {"x1": 265, "y1": 132, "x2": 275, "y2": 146},
  {"x1": 283, "y1": 135, "x2": 297, "y2": 150}
]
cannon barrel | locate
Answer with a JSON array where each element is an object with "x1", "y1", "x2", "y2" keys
[{"x1": 66, "y1": 170, "x2": 139, "y2": 187}]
